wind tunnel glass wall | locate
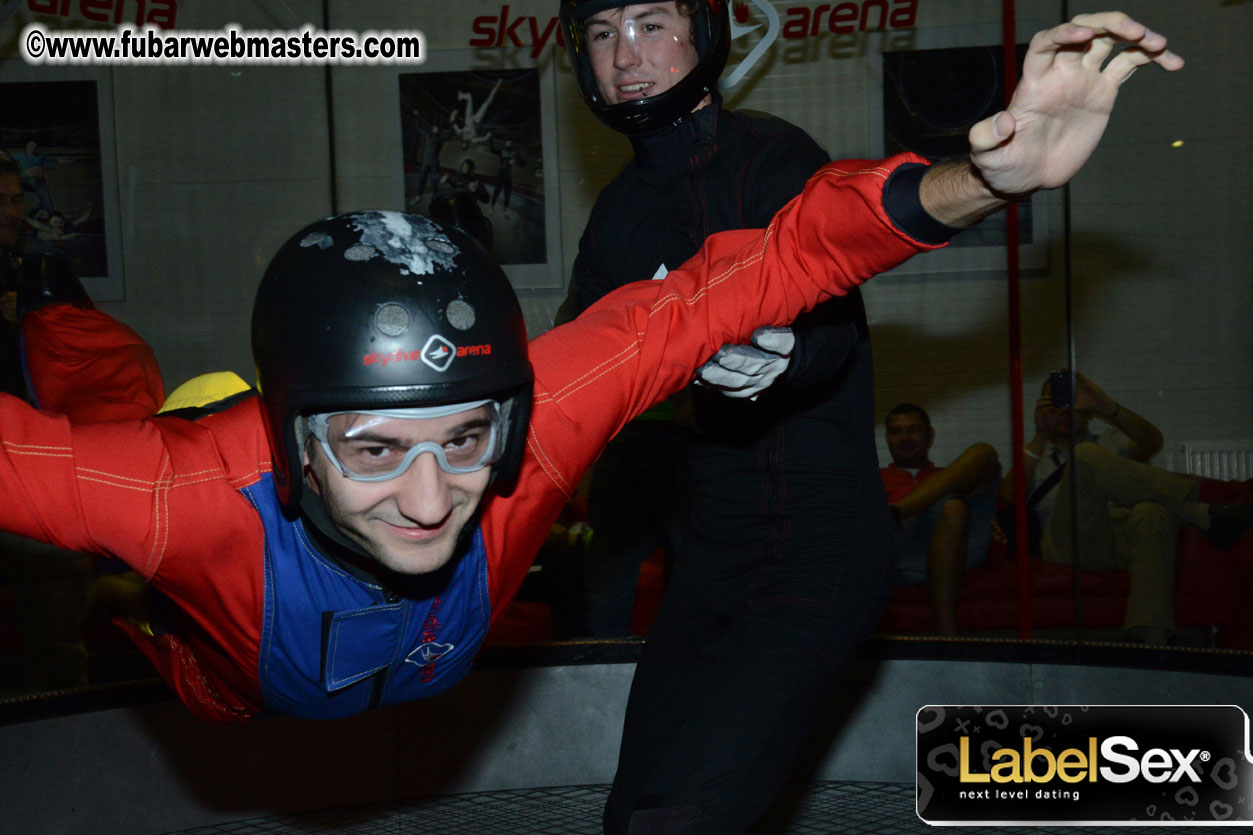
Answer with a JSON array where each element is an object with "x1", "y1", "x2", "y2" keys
[{"x1": 0, "y1": 0, "x2": 1249, "y2": 717}]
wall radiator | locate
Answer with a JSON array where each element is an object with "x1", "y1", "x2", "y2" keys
[{"x1": 1173, "y1": 441, "x2": 1253, "y2": 481}]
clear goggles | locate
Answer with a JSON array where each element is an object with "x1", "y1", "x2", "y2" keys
[{"x1": 305, "y1": 400, "x2": 502, "y2": 482}]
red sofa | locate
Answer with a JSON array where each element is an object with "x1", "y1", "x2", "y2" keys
[
  {"x1": 878, "y1": 478, "x2": 1253, "y2": 647},
  {"x1": 484, "y1": 479, "x2": 1253, "y2": 648}
]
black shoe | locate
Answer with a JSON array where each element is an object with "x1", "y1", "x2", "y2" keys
[{"x1": 1206, "y1": 501, "x2": 1253, "y2": 550}]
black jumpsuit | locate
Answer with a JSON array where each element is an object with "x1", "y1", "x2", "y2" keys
[{"x1": 571, "y1": 98, "x2": 909, "y2": 833}]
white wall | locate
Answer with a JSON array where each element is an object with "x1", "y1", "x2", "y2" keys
[{"x1": 0, "y1": 0, "x2": 1247, "y2": 464}]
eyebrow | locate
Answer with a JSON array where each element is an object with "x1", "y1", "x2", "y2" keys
[{"x1": 343, "y1": 417, "x2": 492, "y2": 446}]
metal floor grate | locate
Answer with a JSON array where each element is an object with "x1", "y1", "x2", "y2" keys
[{"x1": 164, "y1": 781, "x2": 1218, "y2": 834}]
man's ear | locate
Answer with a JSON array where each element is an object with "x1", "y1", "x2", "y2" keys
[{"x1": 302, "y1": 439, "x2": 323, "y2": 496}]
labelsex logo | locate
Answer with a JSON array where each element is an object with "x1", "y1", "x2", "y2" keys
[{"x1": 960, "y1": 736, "x2": 1206, "y2": 785}]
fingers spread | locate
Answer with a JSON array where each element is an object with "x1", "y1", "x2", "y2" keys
[
  {"x1": 1069, "y1": 11, "x2": 1143, "y2": 42},
  {"x1": 1022, "y1": 24, "x2": 1091, "y2": 78},
  {"x1": 1021, "y1": 14, "x2": 1182, "y2": 87},
  {"x1": 1102, "y1": 39, "x2": 1184, "y2": 83}
]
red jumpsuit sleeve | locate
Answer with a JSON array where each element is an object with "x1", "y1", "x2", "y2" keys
[
  {"x1": 7, "y1": 304, "x2": 269, "y2": 719},
  {"x1": 0, "y1": 383, "x2": 272, "y2": 718},
  {"x1": 21, "y1": 305, "x2": 165, "y2": 422},
  {"x1": 479, "y1": 155, "x2": 946, "y2": 617}
]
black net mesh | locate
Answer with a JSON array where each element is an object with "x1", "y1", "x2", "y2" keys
[{"x1": 165, "y1": 781, "x2": 1219, "y2": 834}]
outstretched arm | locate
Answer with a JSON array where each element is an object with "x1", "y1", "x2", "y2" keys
[
  {"x1": 525, "y1": 155, "x2": 944, "y2": 491},
  {"x1": 484, "y1": 154, "x2": 943, "y2": 618},
  {"x1": 921, "y1": 12, "x2": 1184, "y2": 227}
]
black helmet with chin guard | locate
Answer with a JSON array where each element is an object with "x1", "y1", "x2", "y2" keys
[
  {"x1": 251, "y1": 211, "x2": 533, "y2": 512},
  {"x1": 559, "y1": 0, "x2": 729, "y2": 137}
]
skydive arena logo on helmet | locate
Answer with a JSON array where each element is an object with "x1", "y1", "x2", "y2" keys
[
  {"x1": 421, "y1": 335, "x2": 456, "y2": 372},
  {"x1": 916, "y1": 705, "x2": 1253, "y2": 825},
  {"x1": 361, "y1": 334, "x2": 458, "y2": 372}
]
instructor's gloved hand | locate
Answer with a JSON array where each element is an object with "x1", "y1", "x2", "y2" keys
[{"x1": 693, "y1": 326, "x2": 795, "y2": 400}]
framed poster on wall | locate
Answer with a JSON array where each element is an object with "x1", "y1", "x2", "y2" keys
[
  {"x1": 0, "y1": 62, "x2": 124, "y2": 300},
  {"x1": 397, "y1": 49, "x2": 563, "y2": 291}
]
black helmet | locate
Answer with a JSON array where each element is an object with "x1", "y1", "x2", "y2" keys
[
  {"x1": 559, "y1": 0, "x2": 729, "y2": 137},
  {"x1": 252, "y1": 211, "x2": 533, "y2": 511}
]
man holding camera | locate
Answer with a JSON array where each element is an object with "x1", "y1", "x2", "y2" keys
[{"x1": 1003, "y1": 372, "x2": 1253, "y2": 644}]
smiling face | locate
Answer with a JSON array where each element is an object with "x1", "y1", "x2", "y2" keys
[
  {"x1": 585, "y1": 2, "x2": 705, "y2": 108},
  {"x1": 886, "y1": 411, "x2": 934, "y2": 469},
  {"x1": 302, "y1": 406, "x2": 495, "y2": 575}
]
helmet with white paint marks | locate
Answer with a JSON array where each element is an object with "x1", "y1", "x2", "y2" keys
[{"x1": 252, "y1": 211, "x2": 533, "y2": 510}]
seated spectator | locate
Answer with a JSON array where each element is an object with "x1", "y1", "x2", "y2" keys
[
  {"x1": 1002, "y1": 371, "x2": 1253, "y2": 644},
  {"x1": 881, "y1": 403, "x2": 999, "y2": 636}
]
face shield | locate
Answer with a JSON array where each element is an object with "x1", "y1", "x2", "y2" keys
[
  {"x1": 583, "y1": 5, "x2": 695, "y2": 103},
  {"x1": 304, "y1": 400, "x2": 502, "y2": 482},
  {"x1": 560, "y1": 0, "x2": 730, "y2": 137}
]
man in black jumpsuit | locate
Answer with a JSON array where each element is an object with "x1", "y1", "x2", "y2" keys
[
  {"x1": 490, "y1": 138, "x2": 524, "y2": 214},
  {"x1": 557, "y1": 2, "x2": 1186, "y2": 831},
  {"x1": 558, "y1": 1, "x2": 956, "y2": 830},
  {"x1": 409, "y1": 115, "x2": 452, "y2": 207}
]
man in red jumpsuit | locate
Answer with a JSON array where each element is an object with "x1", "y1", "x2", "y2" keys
[{"x1": 1, "y1": 12, "x2": 1180, "y2": 723}]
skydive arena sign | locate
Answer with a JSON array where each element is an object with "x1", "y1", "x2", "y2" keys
[{"x1": 917, "y1": 705, "x2": 1253, "y2": 825}]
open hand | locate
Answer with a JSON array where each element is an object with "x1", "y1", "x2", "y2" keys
[{"x1": 969, "y1": 12, "x2": 1184, "y2": 198}]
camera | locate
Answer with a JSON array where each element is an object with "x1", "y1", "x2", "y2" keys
[{"x1": 1048, "y1": 370, "x2": 1072, "y2": 409}]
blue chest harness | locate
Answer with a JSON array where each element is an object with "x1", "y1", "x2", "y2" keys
[{"x1": 242, "y1": 476, "x2": 491, "y2": 719}]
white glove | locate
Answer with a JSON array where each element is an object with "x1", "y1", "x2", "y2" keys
[{"x1": 693, "y1": 326, "x2": 795, "y2": 400}]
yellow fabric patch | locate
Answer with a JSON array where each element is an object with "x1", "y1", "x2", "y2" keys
[{"x1": 158, "y1": 371, "x2": 252, "y2": 414}]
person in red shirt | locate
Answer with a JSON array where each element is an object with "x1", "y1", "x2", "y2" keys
[{"x1": 881, "y1": 403, "x2": 999, "y2": 635}]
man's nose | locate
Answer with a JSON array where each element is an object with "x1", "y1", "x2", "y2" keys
[
  {"x1": 614, "y1": 30, "x2": 641, "y2": 69},
  {"x1": 394, "y1": 452, "x2": 453, "y2": 526}
]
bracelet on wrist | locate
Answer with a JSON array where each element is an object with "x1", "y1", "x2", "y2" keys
[{"x1": 1023, "y1": 448, "x2": 1041, "y2": 460}]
